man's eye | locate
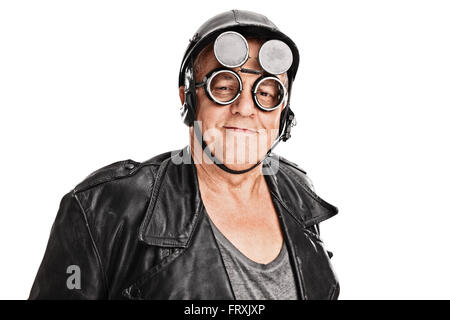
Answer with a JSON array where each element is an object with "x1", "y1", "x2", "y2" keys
[
  {"x1": 215, "y1": 86, "x2": 233, "y2": 91},
  {"x1": 258, "y1": 90, "x2": 273, "y2": 97}
]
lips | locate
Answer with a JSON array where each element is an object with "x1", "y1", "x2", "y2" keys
[{"x1": 223, "y1": 126, "x2": 258, "y2": 134}]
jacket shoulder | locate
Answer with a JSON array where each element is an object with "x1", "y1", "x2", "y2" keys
[
  {"x1": 73, "y1": 150, "x2": 176, "y2": 193},
  {"x1": 276, "y1": 155, "x2": 315, "y2": 192},
  {"x1": 273, "y1": 154, "x2": 338, "y2": 227},
  {"x1": 277, "y1": 155, "x2": 307, "y2": 175}
]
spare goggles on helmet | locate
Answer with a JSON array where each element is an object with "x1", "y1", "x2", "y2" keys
[{"x1": 195, "y1": 31, "x2": 293, "y2": 111}]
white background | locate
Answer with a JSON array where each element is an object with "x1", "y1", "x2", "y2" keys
[{"x1": 1, "y1": 0, "x2": 449, "y2": 300}]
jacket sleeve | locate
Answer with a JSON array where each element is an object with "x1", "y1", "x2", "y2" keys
[{"x1": 29, "y1": 191, "x2": 107, "y2": 299}]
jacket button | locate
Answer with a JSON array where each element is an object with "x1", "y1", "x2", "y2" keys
[{"x1": 125, "y1": 163, "x2": 135, "y2": 170}]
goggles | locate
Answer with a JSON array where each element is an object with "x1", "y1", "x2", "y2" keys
[{"x1": 194, "y1": 31, "x2": 293, "y2": 111}]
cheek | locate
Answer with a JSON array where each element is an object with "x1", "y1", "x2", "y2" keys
[
  {"x1": 258, "y1": 110, "x2": 283, "y2": 147},
  {"x1": 195, "y1": 94, "x2": 227, "y2": 130},
  {"x1": 260, "y1": 110, "x2": 282, "y2": 130}
]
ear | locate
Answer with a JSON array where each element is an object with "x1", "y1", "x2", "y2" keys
[{"x1": 179, "y1": 86, "x2": 185, "y2": 105}]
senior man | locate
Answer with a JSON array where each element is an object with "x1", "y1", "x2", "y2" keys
[{"x1": 29, "y1": 9, "x2": 339, "y2": 300}]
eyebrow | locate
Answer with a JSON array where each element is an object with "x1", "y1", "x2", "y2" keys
[
  {"x1": 258, "y1": 82, "x2": 278, "y2": 88},
  {"x1": 222, "y1": 74, "x2": 235, "y2": 80}
]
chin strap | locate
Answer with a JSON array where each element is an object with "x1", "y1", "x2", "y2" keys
[{"x1": 192, "y1": 111, "x2": 291, "y2": 175}]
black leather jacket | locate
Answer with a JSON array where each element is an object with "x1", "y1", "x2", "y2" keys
[{"x1": 29, "y1": 146, "x2": 339, "y2": 300}]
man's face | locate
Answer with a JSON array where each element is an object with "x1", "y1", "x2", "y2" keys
[{"x1": 182, "y1": 38, "x2": 288, "y2": 171}]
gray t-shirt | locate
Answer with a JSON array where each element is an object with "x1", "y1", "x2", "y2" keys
[{"x1": 208, "y1": 216, "x2": 299, "y2": 300}]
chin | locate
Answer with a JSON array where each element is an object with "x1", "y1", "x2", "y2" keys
[
  {"x1": 202, "y1": 138, "x2": 269, "y2": 167},
  {"x1": 222, "y1": 144, "x2": 265, "y2": 166}
]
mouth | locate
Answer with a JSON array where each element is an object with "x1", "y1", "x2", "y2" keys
[{"x1": 223, "y1": 126, "x2": 258, "y2": 134}]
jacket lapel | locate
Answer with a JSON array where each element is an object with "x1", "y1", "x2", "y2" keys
[{"x1": 137, "y1": 148, "x2": 201, "y2": 248}]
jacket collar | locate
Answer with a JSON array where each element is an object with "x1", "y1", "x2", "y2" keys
[{"x1": 138, "y1": 146, "x2": 338, "y2": 247}]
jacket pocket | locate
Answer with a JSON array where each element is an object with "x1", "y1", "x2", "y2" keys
[{"x1": 121, "y1": 247, "x2": 184, "y2": 299}]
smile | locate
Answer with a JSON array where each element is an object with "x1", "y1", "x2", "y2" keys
[{"x1": 223, "y1": 126, "x2": 258, "y2": 134}]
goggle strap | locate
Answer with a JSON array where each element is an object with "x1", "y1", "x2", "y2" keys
[{"x1": 239, "y1": 68, "x2": 263, "y2": 75}]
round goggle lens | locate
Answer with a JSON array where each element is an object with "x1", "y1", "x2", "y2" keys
[
  {"x1": 258, "y1": 39, "x2": 293, "y2": 75},
  {"x1": 254, "y1": 77, "x2": 285, "y2": 110},
  {"x1": 214, "y1": 31, "x2": 249, "y2": 68},
  {"x1": 208, "y1": 71, "x2": 241, "y2": 103}
]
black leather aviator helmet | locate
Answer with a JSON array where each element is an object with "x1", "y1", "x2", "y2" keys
[{"x1": 179, "y1": 9, "x2": 300, "y2": 174}]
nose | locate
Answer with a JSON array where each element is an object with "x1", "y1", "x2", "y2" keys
[{"x1": 229, "y1": 81, "x2": 256, "y2": 117}]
